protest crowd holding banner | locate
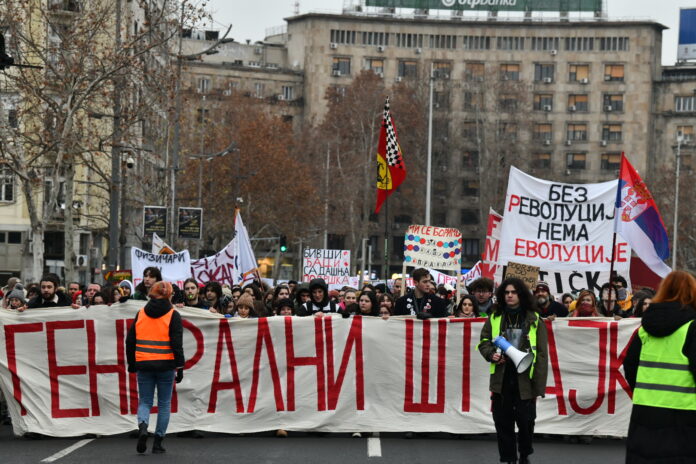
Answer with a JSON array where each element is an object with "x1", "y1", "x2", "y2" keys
[{"x1": 0, "y1": 155, "x2": 683, "y2": 464}]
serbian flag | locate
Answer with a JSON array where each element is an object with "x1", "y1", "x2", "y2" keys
[
  {"x1": 374, "y1": 97, "x2": 406, "y2": 214},
  {"x1": 614, "y1": 153, "x2": 672, "y2": 277}
]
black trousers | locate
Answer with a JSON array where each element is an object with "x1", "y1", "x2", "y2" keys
[{"x1": 491, "y1": 385, "x2": 536, "y2": 462}]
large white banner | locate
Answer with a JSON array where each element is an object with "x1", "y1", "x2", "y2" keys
[
  {"x1": 498, "y1": 167, "x2": 631, "y2": 295},
  {"x1": 131, "y1": 248, "x2": 191, "y2": 287},
  {"x1": 0, "y1": 303, "x2": 639, "y2": 437}
]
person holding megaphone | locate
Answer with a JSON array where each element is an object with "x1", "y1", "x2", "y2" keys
[{"x1": 478, "y1": 277, "x2": 548, "y2": 464}]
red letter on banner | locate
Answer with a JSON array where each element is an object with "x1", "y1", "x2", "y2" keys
[
  {"x1": 86, "y1": 320, "x2": 128, "y2": 416},
  {"x1": 4, "y1": 322, "x2": 43, "y2": 415},
  {"x1": 208, "y1": 319, "x2": 245, "y2": 413},
  {"x1": 607, "y1": 322, "x2": 634, "y2": 413},
  {"x1": 449, "y1": 318, "x2": 480, "y2": 412},
  {"x1": 568, "y1": 320, "x2": 608, "y2": 415},
  {"x1": 404, "y1": 319, "x2": 447, "y2": 413},
  {"x1": 285, "y1": 317, "x2": 326, "y2": 411},
  {"x1": 247, "y1": 318, "x2": 285, "y2": 413},
  {"x1": 543, "y1": 320, "x2": 567, "y2": 415},
  {"x1": 324, "y1": 316, "x2": 364, "y2": 410},
  {"x1": 46, "y1": 320, "x2": 90, "y2": 418}
]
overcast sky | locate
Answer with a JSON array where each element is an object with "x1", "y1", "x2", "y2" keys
[{"x1": 205, "y1": 0, "x2": 688, "y2": 64}]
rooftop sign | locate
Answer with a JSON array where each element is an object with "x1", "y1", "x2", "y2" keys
[{"x1": 365, "y1": 0, "x2": 601, "y2": 12}]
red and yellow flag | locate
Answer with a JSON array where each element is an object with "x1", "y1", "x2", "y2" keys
[{"x1": 375, "y1": 97, "x2": 406, "y2": 214}]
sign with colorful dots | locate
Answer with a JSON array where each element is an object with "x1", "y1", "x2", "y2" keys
[{"x1": 403, "y1": 224, "x2": 463, "y2": 271}]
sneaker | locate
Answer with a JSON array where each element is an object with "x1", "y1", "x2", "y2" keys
[{"x1": 352, "y1": 432, "x2": 362, "y2": 438}]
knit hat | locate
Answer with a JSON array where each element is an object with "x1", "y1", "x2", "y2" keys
[
  {"x1": 236, "y1": 293, "x2": 254, "y2": 310},
  {"x1": 7, "y1": 284, "x2": 26, "y2": 304},
  {"x1": 148, "y1": 281, "x2": 173, "y2": 300},
  {"x1": 275, "y1": 298, "x2": 294, "y2": 312},
  {"x1": 534, "y1": 281, "x2": 551, "y2": 294},
  {"x1": 222, "y1": 287, "x2": 233, "y2": 298},
  {"x1": 119, "y1": 279, "x2": 134, "y2": 293}
]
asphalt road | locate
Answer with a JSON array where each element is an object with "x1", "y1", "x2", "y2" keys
[{"x1": 0, "y1": 424, "x2": 626, "y2": 463}]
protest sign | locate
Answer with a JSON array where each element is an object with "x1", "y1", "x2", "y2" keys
[
  {"x1": 152, "y1": 232, "x2": 175, "y2": 254},
  {"x1": 463, "y1": 261, "x2": 483, "y2": 286},
  {"x1": 143, "y1": 206, "x2": 168, "y2": 236},
  {"x1": 504, "y1": 261, "x2": 540, "y2": 289},
  {"x1": 302, "y1": 249, "x2": 351, "y2": 286},
  {"x1": 178, "y1": 207, "x2": 203, "y2": 240},
  {"x1": 403, "y1": 225, "x2": 462, "y2": 271},
  {"x1": 497, "y1": 167, "x2": 631, "y2": 295},
  {"x1": 481, "y1": 209, "x2": 503, "y2": 283},
  {"x1": 130, "y1": 247, "x2": 190, "y2": 287},
  {"x1": 0, "y1": 302, "x2": 638, "y2": 437}
]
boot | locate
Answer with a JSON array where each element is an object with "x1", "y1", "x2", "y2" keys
[
  {"x1": 136, "y1": 422, "x2": 149, "y2": 454},
  {"x1": 152, "y1": 435, "x2": 166, "y2": 454}
]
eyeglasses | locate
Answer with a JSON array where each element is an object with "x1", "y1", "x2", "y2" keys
[{"x1": 504, "y1": 290, "x2": 518, "y2": 295}]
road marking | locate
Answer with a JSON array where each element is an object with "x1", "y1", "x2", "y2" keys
[
  {"x1": 367, "y1": 436, "x2": 382, "y2": 457},
  {"x1": 41, "y1": 438, "x2": 95, "y2": 463}
]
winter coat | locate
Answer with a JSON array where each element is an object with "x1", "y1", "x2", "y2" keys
[
  {"x1": 26, "y1": 291, "x2": 72, "y2": 309},
  {"x1": 478, "y1": 308, "x2": 549, "y2": 400},
  {"x1": 623, "y1": 301, "x2": 696, "y2": 464},
  {"x1": 394, "y1": 291, "x2": 448, "y2": 318},
  {"x1": 538, "y1": 300, "x2": 569, "y2": 318},
  {"x1": 297, "y1": 278, "x2": 337, "y2": 316},
  {"x1": 126, "y1": 299, "x2": 185, "y2": 372}
]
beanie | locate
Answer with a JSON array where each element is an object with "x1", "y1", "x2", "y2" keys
[
  {"x1": 148, "y1": 281, "x2": 173, "y2": 300},
  {"x1": 7, "y1": 284, "x2": 26, "y2": 304},
  {"x1": 236, "y1": 293, "x2": 254, "y2": 310}
]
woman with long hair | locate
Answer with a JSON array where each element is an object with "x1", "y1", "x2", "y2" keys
[
  {"x1": 453, "y1": 295, "x2": 482, "y2": 318},
  {"x1": 623, "y1": 271, "x2": 696, "y2": 463},
  {"x1": 569, "y1": 290, "x2": 601, "y2": 317},
  {"x1": 133, "y1": 267, "x2": 162, "y2": 300}
]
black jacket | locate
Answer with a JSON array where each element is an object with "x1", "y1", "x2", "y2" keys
[
  {"x1": 297, "y1": 278, "x2": 337, "y2": 316},
  {"x1": 126, "y1": 299, "x2": 185, "y2": 372},
  {"x1": 539, "y1": 300, "x2": 569, "y2": 318},
  {"x1": 27, "y1": 291, "x2": 72, "y2": 308},
  {"x1": 623, "y1": 301, "x2": 696, "y2": 464},
  {"x1": 394, "y1": 291, "x2": 448, "y2": 318}
]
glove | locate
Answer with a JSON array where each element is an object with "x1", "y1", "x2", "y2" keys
[
  {"x1": 416, "y1": 311, "x2": 432, "y2": 320},
  {"x1": 175, "y1": 368, "x2": 184, "y2": 384}
]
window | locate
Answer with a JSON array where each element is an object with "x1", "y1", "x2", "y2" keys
[
  {"x1": 434, "y1": 91, "x2": 450, "y2": 110},
  {"x1": 0, "y1": 167, "x2": 14, "y2": 202},
  {"x1": 498, "y1": 94, "x2": 518, "y2": 111},
  {"x1": 604, "y1": 64, "x2": 624, "y2": 82},
  {"x1": 566, "y1": 153, "x2": 587, "y2": 170},
  {"x1": 197, "y1": 77, "x2": 210, "y2": 94},
  {"x1": 532, "y1": 153, "x2": 552, "y2": 169},
  {"x1": 462, "y1": 239, "x2": 480, "y2": 260},
  {"x1": 462, "y1": 180, "x2": 479, "y2": 196},
  {"x1": 531, "y1": 37, "x2": 560, "y2": 51},
  {"x1": 675, "y1": 96, "x2": 696, "y2": 112},
  {"x1": 367, "y1": 58, "x2": 384, "y2": 74},
  {"x1": 327, "y1": 234, "x2": 346, "y2": 250},
  {"x1": 500, "y1": 63, "x2": 520, "y2": 81},
  {"x1": 534, "y1": 63, "x2": 554, "y2": 82},
  {"x1": 533, "y1": 123, "x2": 552, "y2": 141},
  {"x1": 396, "y1": 33, "x2": 423, "y2": 48},
  {"x1": 43, "y1": 178, "x2": 65, "y2": 207},
  {"x1": 196, "y1": 108, "x2": 209, "y2": 124},
  {"x1": 462, "y1": 121, "x2": 478, "y2": 138},
  {"x1": 462, "y1": 151, "x2": 479, "y2": 168},
  {"x1": 603, "y1": 94, "x2": 624, "y2": 112},
  {"x1": 462, "y1": 36, "x2": 490, "y2": 50},
  {"x1": 330, "y1": 30, "x2": 356, "y2": 45},
  {"x1": 429, "y1": 35, "x2": 456, "y2": 49},
  {"x1": 601, "y1": 153, "x2": 621, "y2": 171},
  {"x1": 567, "y1": 123, "x2": 588, "y2": 141},
  {"x1": 253, "y1": 82, "x2": 265, "y2": 98},
  {"x1": 361, "y1": 31, "x2": 388, "y2": 46},
  {"x1": 463, "y1": 91, "x2": 483, "y2": 111},
  {"x1": 568, "y1": 94, "x2": 589, "y2": 112},
  {"x1": 7, "y1": 109, "x2": 18, "y2": 128},
  {"x1": 497, "y1": 36, "x2": 525, "y2": 50},
  {"x1": 465, "y1": 62, "x2": 485, "y2": 81},
  {"x1": 398, "y1": 60, "x2": 417, "y2": 78},
  {"x1": 497, "y1": 121, "x2": 518, "y2": 141},
  {"x1": 569, "y1": 64, "x2": 590, "y2": 82},
  {"x1": 332, "y1": 57, "x2": 351, "y2": 75},
  {"x1": 599, "y1": 37, "x2": 629, "y2": 51},
  {"x1": 460, "y1": 209, "x2": 479, "y2": 225},
  {"x1": 602, "y1": 124, "x2": 623, "y2": 142},
  {"x1": 433, "y1": 61, "x2": 451, "y2": 79},
  {"x1": 677, "y1": 125, "x2": 694, "y2": 142},
  {"x1": 565, "y1": 37, "x2": 594, "y2": 51},
  {"x1": 222, "y1": 81, "x2": 238, "y2": 96},
  {"x1": 281, "y1": 85, "x2": 294, "y2": 100},
  {"x1": 533, "y1": 93, "x2": 553, "y2": 111}
]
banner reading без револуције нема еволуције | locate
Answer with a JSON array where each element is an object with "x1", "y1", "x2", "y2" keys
[{"x1": 1, "y1": 301, "x2": 637, "y2": 437}]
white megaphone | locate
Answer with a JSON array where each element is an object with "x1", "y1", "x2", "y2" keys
[{"x1": 493, "y1": 336, "x2": 534, "y2": 374}]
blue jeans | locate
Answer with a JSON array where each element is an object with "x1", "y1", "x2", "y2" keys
[{"x1": 137, "y1": 370, "x2": 175, "y2": 437}]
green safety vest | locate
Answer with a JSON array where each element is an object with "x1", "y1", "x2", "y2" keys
[
  {"x1": 633, "y1": 321, "x2": 696, "y2": 411},
  {"x1": 478, "y1": 312, "x2": 539, "y2": 378}
]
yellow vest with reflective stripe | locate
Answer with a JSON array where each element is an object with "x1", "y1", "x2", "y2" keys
[
  {"x1": 633, "y1": 321, "x2": 696, "y2": 410},
  {"x1": 479, "y1": 312, "x2": 539, "y2": 378}
]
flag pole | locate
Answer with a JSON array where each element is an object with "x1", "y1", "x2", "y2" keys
[
  {"x1": 384, "y1": 196, "x2": 389, "y2": 281},
  {"x1": 607, "y1": 153, "x2": 624, "y2": 316}
]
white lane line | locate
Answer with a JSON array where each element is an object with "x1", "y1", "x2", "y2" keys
[
  {"x1": 41, "y1": 438, "x2": 95, "y2": 463},
  {"x1": 367, "y1": 436, "x2": 382, "y2": 457}
]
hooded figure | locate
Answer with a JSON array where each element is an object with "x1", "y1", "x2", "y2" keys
[
  {"x1": 294, "y1": 282, "x2": 311, "y2": 314},
  {"x1": 298, "y1": 278, "x2": 337, "y2": 316}
]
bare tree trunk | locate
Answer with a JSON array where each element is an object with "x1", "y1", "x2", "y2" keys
[{"x1": 63, "y1": 161, "x2": 76, "y2": 283}]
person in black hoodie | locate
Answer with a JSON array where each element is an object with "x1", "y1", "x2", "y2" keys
[
  {"x1": 623, "y1": 270, "x2": 696, "y2": 464},
  {"x1": 394, "y1": 268, "x2": 447, "y2": 319},
  {"x1": 126, "y1": 281, "x2": 184, "y2": 454},
  {"x1": 26, "y1": 273, "x2": 71, "y2": 308},
  {"x1": 298, "y1": 278, "x2": 337, "y2": 316}
]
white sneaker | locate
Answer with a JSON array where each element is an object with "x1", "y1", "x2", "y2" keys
[{"x1": 352, "y1": 432, "x2": 362, "y2": 438}]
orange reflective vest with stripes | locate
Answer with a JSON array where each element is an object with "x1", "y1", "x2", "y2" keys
[{"x1": 134, "y1": 308, "x2": 175, "y2": 362}]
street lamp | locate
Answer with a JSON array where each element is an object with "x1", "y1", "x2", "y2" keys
[
  {"x1": 425, "y1": 62, "x2": 434, "y2": 226},
  {"x1": 673, "y1": 133, "x2": 686, "y2": 269}
]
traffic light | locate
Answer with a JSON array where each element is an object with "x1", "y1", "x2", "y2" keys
[{"x1": 279, "y1": 235, "x2": 288, "y2": 253}]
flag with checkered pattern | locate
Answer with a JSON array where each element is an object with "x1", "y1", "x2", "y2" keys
[{"x1": 375, "y1": 97, "x2": 406, "y2": 214}]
